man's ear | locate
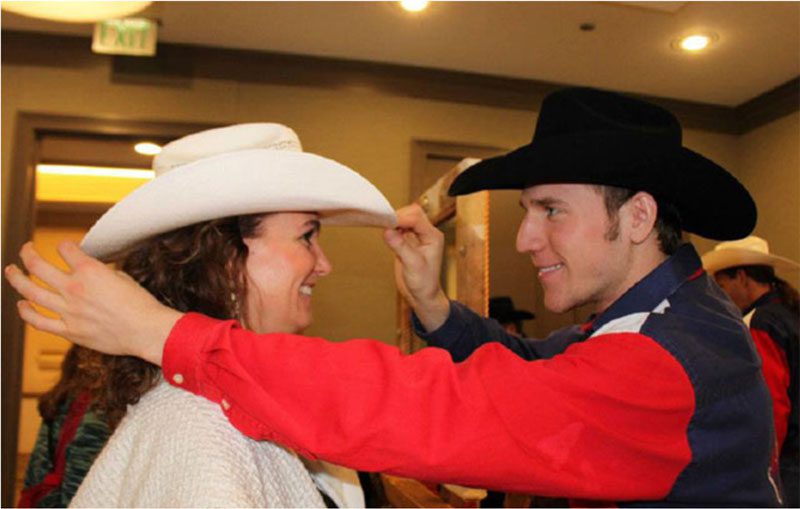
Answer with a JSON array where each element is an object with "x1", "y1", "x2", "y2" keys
[{"x1": 625, "y1": 191, "x2": 659, "y2": 244}]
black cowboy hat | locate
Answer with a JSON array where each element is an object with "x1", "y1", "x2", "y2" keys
[
  {"x1": 448, "y1": 87, "x2": 756, "y2": 241},
  {"x1": 489, "y1": 296, "x2": 535, "y2": 323}
]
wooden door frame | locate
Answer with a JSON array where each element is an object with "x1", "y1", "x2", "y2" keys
[
  {"x1": 396, "y1": 158, "x2": 491, "y2": 354},
  {"x1": 1, "y1": 113, "x2": 218, "y2": 507}
]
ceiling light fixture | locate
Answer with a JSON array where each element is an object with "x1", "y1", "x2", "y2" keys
[
  {"x1": 400, "y1": 0, "x2": 429, "y2": 13},
  {"x1": 134, "y1": 142, "x2": 162, "y2": 156},
  {"x1": 674, "y1": 32, "x2": 718, "y2": 52},
  {"x1": 1, "y1": 1, "x2": 152, "y2": 23}
]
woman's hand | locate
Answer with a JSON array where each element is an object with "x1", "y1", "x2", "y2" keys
[{"x1": 4, "y1": 241, "x2": 181, "y2": 365}]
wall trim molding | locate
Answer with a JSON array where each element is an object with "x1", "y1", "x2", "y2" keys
[{"x1": 4, "y1": 30, "x2": 797, "y2": 135}]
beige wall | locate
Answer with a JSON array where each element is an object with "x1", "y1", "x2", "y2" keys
[{"x1": 738, "y1": 112, "x2": 800, "y2": 263}]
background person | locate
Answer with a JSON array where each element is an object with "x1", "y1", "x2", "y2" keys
[
  {"x1": 5, "y1": 88, "x2": 780, "y2": 506},
  {"x1": 488, "y1": 296, "x2": 534, "y2": 338},
  {"x1": 18, "y1": 346, "x2": 112, "y2": 507},
  {"x1": 703, "y1": 235, "x2": 799, "y2": 507},
  {"x1": 64, "y1": 123, "x2": 394, "y2": 507}
]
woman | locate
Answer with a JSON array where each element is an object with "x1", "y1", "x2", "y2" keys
[{"x1": 67, "y1": 123, "x2": 396, "y2": 507}]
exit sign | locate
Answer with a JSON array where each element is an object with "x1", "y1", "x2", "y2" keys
[{"x1": 92, "y1": 18, "x2": 157, "y2": 57}]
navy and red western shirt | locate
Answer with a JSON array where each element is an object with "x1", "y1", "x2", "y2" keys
[
  {"x1": 161, "y1": 244, "x2": 780, "y2": 506},
  {"x1": 746, "y1": 290, "x2": 799, "y2": 505}
]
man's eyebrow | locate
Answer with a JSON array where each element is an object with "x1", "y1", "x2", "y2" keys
[{"x1": 519, "y1": 196, "x2": 565, "y2": 209}]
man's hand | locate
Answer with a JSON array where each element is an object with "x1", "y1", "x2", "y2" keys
[
  {"x1": 383, "y1": 204, "x2": 450, "y2": 332},
  {"x1": 4, "y1": 241, "x2": 182, "y2": 365}
]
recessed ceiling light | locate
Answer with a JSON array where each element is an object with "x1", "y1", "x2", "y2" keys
[
  {"x1": 400, "y1": 0, "x2": 429, "y2": 13},
  {"x1": 674, "y1": 33, "x2": 718, "y2": 52},
  {"x1": 134, "y1": 142, "x2": 162, "y2": 156}
]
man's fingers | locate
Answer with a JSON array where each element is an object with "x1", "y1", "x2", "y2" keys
[
  {"x1": 57, "y1": 241, "x2": 97, "y2": 272},
  {"x1": 5, "y1": 264, "x2": 67, "y2": 313},
  {"x1": 383, "y1": 229, "x2": 425, "y2": 269},
  {"x1": 17, "y1": 300, "x2": 68, "y2": 336},
  {"x1": 19, "y1": 242, "x2": 70, "y2": 290},
  {"x1": 394, "y1": 205, "x2": 442, "y2": 245}
]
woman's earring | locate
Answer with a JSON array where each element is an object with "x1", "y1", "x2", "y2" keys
[{"x1": 230, "y1": 291, "x2": 242, "y2": 323}]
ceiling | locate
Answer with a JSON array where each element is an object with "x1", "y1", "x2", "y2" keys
[{"x1": 2, "y1": 1, "x2": 799, "y2": 107}]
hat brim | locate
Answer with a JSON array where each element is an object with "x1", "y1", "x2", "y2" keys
[
  {"x1": 702, "y1": 248, "x2": 800, "y2": 278},
  {"x1": 81, "y1": 149, "x2": 397, "y2": 260},
  {"x1": 448, "y1": 132, "x2": 756, "y2": 241}
]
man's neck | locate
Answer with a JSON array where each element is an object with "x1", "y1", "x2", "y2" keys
[
  {"x1": 746, "y1": 282, "x2": 773, "y2": 309},
  {"x1": 594, "y1": 241, "x2": 670, "y2": 315}
]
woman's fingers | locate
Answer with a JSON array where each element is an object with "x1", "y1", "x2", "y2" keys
[
  {"x1": 19, "y1": 242, "x2": 69, "y2": 291},
  {"x1": 4, "y1": 264, "x2": 67, "y2": 313},
  {"x1": 17, "y1": 300, "x2": 67, "y2": 336}
]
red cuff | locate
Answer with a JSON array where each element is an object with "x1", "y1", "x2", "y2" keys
[{"x1": 162, "y1": 312, "x2": 224, "y2": 400}]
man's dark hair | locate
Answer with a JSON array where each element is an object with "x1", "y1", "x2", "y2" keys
[
  {"x1": 593, "y1": 185, "x2": 683, "y2": 255},
  {"x1": 717, "y1": 265, "x2": 800, "y2": 315}
]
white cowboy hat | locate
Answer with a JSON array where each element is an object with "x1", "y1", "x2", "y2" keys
[
  {"x1": 702, "y1": 236, "x2": 800, "y2": 280},
  {"x1": 81, "y1": 123, "x2": 397, "y2": 260}
]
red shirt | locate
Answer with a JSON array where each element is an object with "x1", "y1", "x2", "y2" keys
[{"x1": 162, "y1": 312, "x2": 693, "y2": 501}]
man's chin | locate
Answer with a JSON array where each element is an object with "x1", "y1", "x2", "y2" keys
[{"x1": 543, "y1": 297, "x2": 580, "y2": 315}]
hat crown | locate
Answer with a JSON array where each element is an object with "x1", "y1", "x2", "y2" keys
[
  {"x1": 533, "y1": 88, "x2": 682, "y2": 146},
  {"x1": 489, "y1": 296, "x2": 534, "y2": 321},
  {"x1": 714, "y1": 235, "x2": 771, "y2": 255},
  {"x1": 489, "y1": 296, "x2": 516, "y2": 315},
  {"x1": 153, "y1": 123, "x2": 302, "y2": 175}
]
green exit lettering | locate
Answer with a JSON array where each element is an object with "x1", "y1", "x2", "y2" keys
[{"x1": 93, "y1": 18, "x2": 157, "y2": 56}]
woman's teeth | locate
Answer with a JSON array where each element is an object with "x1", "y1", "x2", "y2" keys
[{"x1": 299, "y1": 285, "x2": 313, "y2": 296}]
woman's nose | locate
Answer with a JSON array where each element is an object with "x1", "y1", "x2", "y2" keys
[{"x1": 314, "y1": 245, "x2": 333, "y2": 276}]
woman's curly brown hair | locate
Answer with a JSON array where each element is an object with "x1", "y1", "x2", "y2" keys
[{"x1": 39, "y1": 214, "x2": 265, "y2": 429}]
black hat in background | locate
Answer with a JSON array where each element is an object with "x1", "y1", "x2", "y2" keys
[
  {"x1": 489, "y1": 296, "x2": 535, "y2": 324},
  {"x1": 448, "y1": 87, "x2": 756, "y2": 241}
]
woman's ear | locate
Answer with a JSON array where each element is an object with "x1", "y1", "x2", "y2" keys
[{"x1": 625, "y1": 191, "x2": 659, "y2": 245}]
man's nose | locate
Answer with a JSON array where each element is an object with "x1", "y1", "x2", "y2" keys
[{"x1": 516, "y1": 217, "x2": 543, "y2": 254}]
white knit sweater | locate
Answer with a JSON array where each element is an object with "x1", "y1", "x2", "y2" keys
[{"x1": 70, "y1": 379, "x2": 331, "y2": 508}]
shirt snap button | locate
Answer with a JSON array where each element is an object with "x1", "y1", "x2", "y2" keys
[{"x1": 172, "y1": 373, "x2": 184, "y2": 385}]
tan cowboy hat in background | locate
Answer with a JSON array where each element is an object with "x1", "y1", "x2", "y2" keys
[
  {"x1": 81, "y1": 123, "x2": 397, "y2": 260},
  {"x1": 702, "y1": 235, "x2": 800, "y2": 283}
]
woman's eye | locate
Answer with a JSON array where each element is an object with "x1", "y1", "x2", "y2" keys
[{"x1": 300, "y1": 230, "x2": 314, "y2": 246}]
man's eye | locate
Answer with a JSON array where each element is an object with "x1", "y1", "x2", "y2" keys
[{"x1": 545, "y1": 207, "x2": 558, "y2": 217}]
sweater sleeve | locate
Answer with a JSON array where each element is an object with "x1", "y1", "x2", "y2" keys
[{"x1": 162, "y1": 312, "x2": 695, "y2": 500}]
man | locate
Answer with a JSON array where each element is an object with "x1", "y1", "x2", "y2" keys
[
  {"x1": 703, "y1": 235, "x2": 799, "y2": 507},
  {"x1": 6, "y1": 87, "x2": 780, "y2": 506}
]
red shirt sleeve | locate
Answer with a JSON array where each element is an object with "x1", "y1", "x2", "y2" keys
[{"x1": 162, "y1": 312, "x2": 694, "y2": 501}]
